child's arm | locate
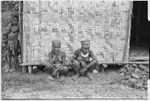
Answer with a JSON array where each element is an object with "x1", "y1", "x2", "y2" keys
[{"x1": 2, "y1": 28, "x2": 11, "y2": 46}]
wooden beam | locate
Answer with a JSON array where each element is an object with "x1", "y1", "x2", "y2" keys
[
  {"x1": 20, "y1": 62, "x2": 41, "y2": 66},
  {"x1": 28, "y1": 66, "x2": 32, "y2": 73},
  {"x1": 129, "y1": 57, "x2": 149, "y2": 61},
  {"x1": 20, "y1": 61, "x2": 149, "y2": 66},
  {"x1": 98, "y1": 61, "x2": 149, "y2": 65}
]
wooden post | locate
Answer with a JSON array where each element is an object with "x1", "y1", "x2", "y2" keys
[
  {"x1": 28, "y1": 66, "x2": 32, "y2": 73},
  {"x1": 122, "y1": 1, "x2": 133, "y2": 62},
  {"x1": 19, "y1": 1, "x2": 23, "y2": 64}
]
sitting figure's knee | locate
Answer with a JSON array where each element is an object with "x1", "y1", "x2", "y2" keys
[
  {"x1": 80, "y1": 61, "x2": 87, "y2": 67},
  {"x1": 92, "y1": 59, "x2": 98, "y2": 66},
  {"x1": 95, "y1": 60, "x2": 98, "y2": 65},
  {"x1": 61, "y1": 66, "x2": 68, "y2": 73},
  {"x1": 72, "y1": 60, "x2": 80, "y2": 66},
  {"x1": 72, "y1": 60, "x2": 80, "y2": 70}
]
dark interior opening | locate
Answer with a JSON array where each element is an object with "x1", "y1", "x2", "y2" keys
[{"x1": 129, "y1": 1, "x2": 149, "y2": 60}]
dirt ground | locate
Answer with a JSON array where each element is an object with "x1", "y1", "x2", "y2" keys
[{"x1": 1, "y1": 69, "x2": 148, "y2": 100}]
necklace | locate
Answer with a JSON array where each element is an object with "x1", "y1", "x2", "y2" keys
[{"x1": 81, "y1": 52, "x2": 89, "y2": 57}]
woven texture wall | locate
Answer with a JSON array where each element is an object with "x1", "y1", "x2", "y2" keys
[{"x1": 23, "y1": 0, "x2": 132, "y2": 63}]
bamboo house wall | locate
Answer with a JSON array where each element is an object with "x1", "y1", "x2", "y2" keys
[{"x1": 22, "y1": 0, "x2": 133, "y2": 64}]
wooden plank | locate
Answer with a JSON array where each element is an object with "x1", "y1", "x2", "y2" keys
[
  {"x1": 129, "y1": 57, "x2": 149, "y2": 61},
  {"x1": 98, "y1": 61, "x2": 149, "y2": 64},
  {"x1": 19, "y1": 1, "x2": 23, "y2": 63},
  {"x1": 20, "y1": 61, "x2": 149, "y2": 66},
  {"x1": 20, "y1": 62, "x2": 41, "y2": 66},
  {"x1": 23, "y1": 1, "x2": 28, "y2": 63},
  {"x1": 22, "y1": 1, "x2": 133, "y2": 63},
  {"x1": 28, "y1": 66, "x2": 32, "y2": 73}
]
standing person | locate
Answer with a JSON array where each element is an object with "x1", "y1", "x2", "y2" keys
[
  {"x1": 3, "y1": 14, "x2": 21, "y2": 72},
  {"x1": 44, "y1": 40, "x2": 68, "y2": 81},
  {"x1": 71, "y1": 39, "x2": 98, "y2": 80}
]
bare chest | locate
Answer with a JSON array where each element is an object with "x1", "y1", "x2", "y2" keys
[
  {"x1": 52, "y1": 54, "x2": 63, "y2": 63},
  {"x1": 77, "y1": 52, "x2": 90, "y2": 61},
  {"x1": 8, "y1": 25, "x2": 19, "y2": 41}
]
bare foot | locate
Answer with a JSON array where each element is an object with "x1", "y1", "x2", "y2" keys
[
  {"x1": 86, "y1": 73, "x2": 93, "y2": 81},
  {"x1": 72, "y1": 73, "x2": 79, "y2": 81},
  {"x1": 59, "y1": 76, "x2": 64, "y2": 82},
  {"x1": 48, "y1": 75, "x2": 54, "y2": 80},
  {"x1": 93, "y1": 69, "x2": 98, "y2": 74},
  {"x1": 56, "y1": 72, "x2": 60, "y2": 79}
]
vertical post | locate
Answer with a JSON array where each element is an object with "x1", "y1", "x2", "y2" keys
[
  {"x1": 122, "y1": 1, "x2": 133, "y2": 62},
  {"x1": 28, "y1": 66, "x2": 32, "y2": 73},
  {"x1": 19, "y1": 1, "x2": 23, "y2": 64}
]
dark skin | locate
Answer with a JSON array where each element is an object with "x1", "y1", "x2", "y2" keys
[
  {"x1": 3, "y1": 17, "x2": 20, "y2": 52},
  {"x1": 47, "y1": 45, "x2": 66, "y2": 77},
  {"x1": 2, "y1": 16, "x2": 21, "y2": 70},
  {"x1": 4, "y1": 17, "x2": 20, "y2": 41},
  {"x1": 73, "y1": 42, "x2": 98, "y2": 75}
]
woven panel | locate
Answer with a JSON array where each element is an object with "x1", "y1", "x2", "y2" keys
[{"x1": 23, "y1": 0, "x2": 132, "y2": 63}]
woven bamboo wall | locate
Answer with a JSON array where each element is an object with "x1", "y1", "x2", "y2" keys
[{"x1": 23, "y1": 0, "x2": 132, "y2": 63}]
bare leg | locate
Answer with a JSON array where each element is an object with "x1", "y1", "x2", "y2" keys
[
  {"x1": 46, "y1": 64, "x2": 55, "y2": 80},
  {"x1": 79, "y1": 61, "x2": 88, "y2": 76},
  {"x1": 11, "y1": 55, "x2": 19, "y2": 69},
  {"x1": 58, "y1": 66, "x2": 68, "y2": 83},
  {"x1": 84, "y1": 61, "x2": 98, "y2": 80},
  {"x1": 72, "y1": 60, "x2": 80, "y2": 80}
]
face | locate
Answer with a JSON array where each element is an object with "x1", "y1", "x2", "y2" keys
[
  {"x1": 11, "y1": 17, "x2": 18, "y2": 24},
  {"x1": 81, "y1": 43, "x2": 90, "y2": 54},
  {"x1": 52, "y1": 45, "x2": 60, "y2": 54}
]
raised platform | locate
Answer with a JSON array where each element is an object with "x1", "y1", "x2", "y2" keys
[{"x1": 20, "y1": 61, "x2": 149, "y2": 74}]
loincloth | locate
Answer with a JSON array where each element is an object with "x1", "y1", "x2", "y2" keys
[{"x1": 8, "y1": 39, "x2": 20, "y2": 56}]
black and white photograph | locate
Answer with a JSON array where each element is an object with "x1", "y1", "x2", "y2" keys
[{"x1": 1, "y1": 0, "x2": 149, "y2": 100}]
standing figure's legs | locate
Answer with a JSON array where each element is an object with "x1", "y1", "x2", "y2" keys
[
  {"x1": 11, "y1": 54, "x2": 19, "y2": 70},
  {"x1": 7, "y1": 50, "x2": 15, "y2": 72},
  {"x1": 7, "y1": 40, "x2": 21, "y2": 72},
  {"x1": 13, "y1": 40, "x2": 21, "y2": 69},
  {"x1": 4, "y1": 50, "x2": 12, "y2": 72}
]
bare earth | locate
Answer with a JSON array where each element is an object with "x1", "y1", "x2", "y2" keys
[{"x1": 1, "y1": 70, "x2": 148, "y2": 100}]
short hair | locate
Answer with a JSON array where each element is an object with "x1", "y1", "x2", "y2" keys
[
  {"x1": 52, "y1": 40, "x2": 61, "y2": 47},
  {"x1": 81, "y1": 39, "x2": 90, "y2": 45}
]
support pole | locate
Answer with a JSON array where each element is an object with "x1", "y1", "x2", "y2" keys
[{"x1": 28, "y1": 66, "x2": 32, "y2": 73}]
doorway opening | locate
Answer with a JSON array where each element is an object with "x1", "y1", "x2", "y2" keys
[{"x1": 129, "y1": 1, "x2": 149, "y2": 61}]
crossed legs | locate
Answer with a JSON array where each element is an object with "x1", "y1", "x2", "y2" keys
[{"x1": 71, "y1": 60, "x2": 98, "y2": 80}]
